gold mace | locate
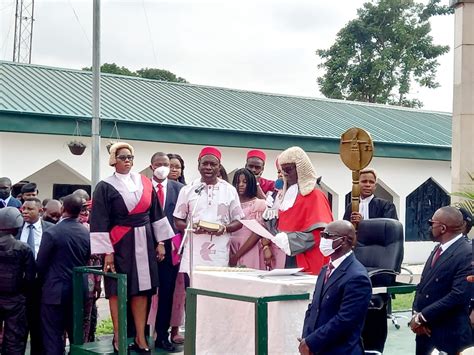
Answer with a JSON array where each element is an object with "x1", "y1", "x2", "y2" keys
[{"x1": 339, "y1": 127, "x2": 374, "y2": 228}]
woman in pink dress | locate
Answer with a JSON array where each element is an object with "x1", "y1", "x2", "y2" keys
[{"x1": 229, "y1": 168, "x2": 285, "y2": 270}]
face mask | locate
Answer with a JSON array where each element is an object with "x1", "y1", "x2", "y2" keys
[
  {"x1": 274, "y1": 178, "x2": 284, "y2": 190},
  {"x1": 319, "y1": 236, "x2": 343, "y2": 257},
  {"x1": 154, "y1": 166, "x2": 170, "y2": 180}
]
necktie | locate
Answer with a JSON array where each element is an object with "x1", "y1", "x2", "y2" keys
[
  {"x1": 324, "y1": 262, "x2": 335, "y2": 284},
  {"x1": 157, "y1": 183, "x2": 164, "y2": 207},
  {"x1": 0, "y1": 200, "x2": 5, "y2": 208},
  {"x1": 27, "y1": 224, "x2": 36, "y2": 255},
  {"x1": 431, "y1": 246, "x2": 442, "y2": 267}
]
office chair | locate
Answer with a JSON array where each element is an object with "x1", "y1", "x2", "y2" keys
[{"x1": 354, "y1": 218, "x2": 404, "y2": 354}]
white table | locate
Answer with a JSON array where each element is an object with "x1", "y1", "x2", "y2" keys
[{"x1": 191, "y1": 270, "x2": 317, "y2": 355}]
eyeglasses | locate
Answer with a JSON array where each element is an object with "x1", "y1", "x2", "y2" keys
[
  {"x1": 320, "y1": 232, "x2": 344, "y2": 239},
  {"x1": 116, "y1": 155, "x2": 134, "y2": 161},
  {"x1": 428, "y1": 219, "x2": 444, "y2": 227}
]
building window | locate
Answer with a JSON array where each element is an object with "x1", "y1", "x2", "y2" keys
[{"x1": 405, "y1": 178, "x2": 450, "y2": 242}]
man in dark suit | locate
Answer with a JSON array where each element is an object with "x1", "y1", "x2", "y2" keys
[
  {"x1": 0, "y1": 177, "x2": 22, "y2": 209},
  {"x1": 36, "y1": 194, "x2": 90, "y2": 355},
  {"x1": 410, "y1": 206, "x2": 471, "y2": 355},
  {"x1": 343, "y1": 168, "x2": 397, "y2": 223},
  {"x1": 343, "y1": 168, "x2": 397, "y2": 352},
  {"x1": 300, "y1": 220, "x2": 372, "y2": 355},
  {"x1": 16, "y1": 197, "x2": 54, "y2": 354},
  {"x1": 150, "y1": 152, "x2": 184, "y2": 352}
]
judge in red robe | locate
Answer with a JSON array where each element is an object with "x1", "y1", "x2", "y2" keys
[{"x1": 275, "y1": 146, "x2": 333, "y2": 275}]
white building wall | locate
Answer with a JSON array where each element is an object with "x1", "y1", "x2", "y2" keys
[{"x1": 0, "y1": 132, "x2": 451, "y2": 264}]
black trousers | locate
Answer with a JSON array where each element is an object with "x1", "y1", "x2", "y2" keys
[
  {"x1": 361, "y1": 303, "x2": 388, "y2": 353},
  {"x1": 0, "y1": 296, "x2": 27, "y2": 355},
  {"x1": 40, "y1": 301, "x2": 73, "y2": 355},
  {"x1": 416, "y1": 335, "x2": 459, "y2": 355},
  {"x1": 155, "y1": 255, "x2": 179, "y2": 342},
  {"x1": 27, "y1": 282, "x2": 43, "y2": 355}
]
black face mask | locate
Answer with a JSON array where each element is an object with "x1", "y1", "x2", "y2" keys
[{"x1": 0, "y1": 190, "x2": 10, "y2": 200}]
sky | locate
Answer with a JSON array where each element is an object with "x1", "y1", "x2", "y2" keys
[{"x1": 0, "y1": 0, "x2": 455, "y2": 112}]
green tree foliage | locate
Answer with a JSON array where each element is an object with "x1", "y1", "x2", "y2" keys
[
  {"x1": 316, "y1": 0, "x2": 452, "y2": 108},
  {"x1": 82, "y1": 63, "x2": 187, "y2": 83},
  {"x1": 137, "y1": 68, "x2": 187, "y2": 83}
]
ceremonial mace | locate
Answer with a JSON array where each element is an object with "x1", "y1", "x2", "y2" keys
[{"x1": 339, "y1": 127, "x2": 374, "y2": 229}]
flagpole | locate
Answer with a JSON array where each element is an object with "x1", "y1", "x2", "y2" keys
[{"x1": 91, "y1": 0, "x2": 101, "y2": 190}]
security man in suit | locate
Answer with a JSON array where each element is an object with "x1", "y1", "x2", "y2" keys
[
  {"x1": 17, "y1": 197, "x2": 54, "y2": 354},
  {"x1": 0, "y1": 207, "x2": 36, "y2": 355},
  {"x1": 150, "y1": 152, "x2": 184, "y2": 352},
  {"x1": 410, "y1": 206, "x2": 471, "y2": 355},
  {"x1": 0, "y1": 177, "x2": 22, "y2": 209},
  {"x1": 300, "y1": 220, "x2": 372, "y2": 355},
  {"x1": 36, "y1": 194, "x2": 90, "y2": 355}
]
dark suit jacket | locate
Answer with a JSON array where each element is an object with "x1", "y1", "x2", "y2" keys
[
  {"x1": 6, "y1": 196, "x2": 22, "y2": 208},
  {"x1": 162, "y1": 180, "x2": 184, "y2": 258},
  {"x1": 343, "y1": 196, "x2": 398, "y2": 221},
  {"x1": 302, "y1": 253, "x2": 372, "y2": 355},
  {"x1": 413, "y1": 237, "x2": 471, "y2": 353},
  {"x1": 36, "y1": 218, "x2": 90, "y2": 305},
  {"x1": 16, "y1": 219, "x2": 54, "y2": 248}
]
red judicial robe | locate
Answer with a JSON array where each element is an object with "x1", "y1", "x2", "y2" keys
[{"x1": 278, "y1": 189, "x2": 333, "y2": 275}]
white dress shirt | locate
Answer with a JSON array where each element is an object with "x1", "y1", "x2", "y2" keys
[
  {"x1": 152, "y1": 178, "x2": 168, "y2": 207},
  {"x1": 359, "y1": 194, "x2": 374, "y2": 220},
  {"x1": 20, "y1": 218, "x2": 43, "y2": 259}
]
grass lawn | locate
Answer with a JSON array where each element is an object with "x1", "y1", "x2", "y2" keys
[
  {"x1": 96, "y1": 318, "x2": 113, "y2": 336},
  {"x1": 391, "y1": 292, "x2": 415, "y2": 312}
]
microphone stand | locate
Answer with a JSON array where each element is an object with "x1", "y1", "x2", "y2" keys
[{"x1": 178, "y1": 184, "x2": 205, "y2": 287}]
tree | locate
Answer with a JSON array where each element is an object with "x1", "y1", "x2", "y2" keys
[
  {"x1": 316, "y1": 0, "x2": 452, "y2": 108},
  {"x1": 82, "y1": 63, "x2": 187, "y2": 83},
  {"x1": 82, "y1": 63, "x2": 136, "y2": 77},
  {"x1": 137, "y1": 68, "x2": 187, "y2": 83}
]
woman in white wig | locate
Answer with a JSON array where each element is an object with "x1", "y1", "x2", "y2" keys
[
  {"x1": 90, "y1": 142, "x2": 174, "y2": 352},
  {"x1": 275, "y1": 146, "x2": 333, "y2": 275}
]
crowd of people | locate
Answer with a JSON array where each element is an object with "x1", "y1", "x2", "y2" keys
[{"x1": 0, "y1": 142, "x2": 472, "y2": 355}]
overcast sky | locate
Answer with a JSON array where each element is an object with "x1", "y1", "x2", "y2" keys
[{"x1": 1, "y1": 0, "x2": 454, "y2": 112}]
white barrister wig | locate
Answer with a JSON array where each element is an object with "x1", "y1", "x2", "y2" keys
[
  {"x1": 278, "y1": 146, "x2": 317, "y2": 196},
  {"x1": 108, "y1": 142, "x2": 135, "y2": 166}
]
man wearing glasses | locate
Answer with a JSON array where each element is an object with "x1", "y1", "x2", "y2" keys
[
  {"x1": 299, "y1": 220, "x2": 372, "y2": 355},
  {"x1": 410, "y1": 206, "x2": 471, "y2": 355}
]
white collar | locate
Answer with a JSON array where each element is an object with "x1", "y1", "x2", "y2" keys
[
  {"x1": 114, "y1": 172, "x2": 138, "y2": 192},
  {"x1": 360, "y1": 195, "x2": 374, "y2": 203},
  {"x1": 153, "y1": 178, "x2": 168, "y2": 189},
  {"x1": 279, "y1": 184, "x2": 299, "y2": 211},
  {"x1": 330, "y1": 250, "x2": 353, "y2": 270},
  {"x1": 27, "y1": 218, "x2": 42, "y2": 229},
  {"x1": 439, "y1": 233, "x2": 464, "y2": 253}
]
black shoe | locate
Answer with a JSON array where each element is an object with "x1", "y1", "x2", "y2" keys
[
  {"x1": 155, "y1": 339, "x2": 179, "y2": 352},
  {"x1": 129, "y1": 339, "x2": 151, "y2": 353}
]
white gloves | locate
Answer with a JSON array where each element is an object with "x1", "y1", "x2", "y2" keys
[{"x1": 272, "y1": 232, "x2": 291, "y2": 255}]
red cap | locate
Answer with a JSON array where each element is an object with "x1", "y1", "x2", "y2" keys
[
  {"x1": 199, "y1": 146, "x2": 222, "y2": 161},
  {"x1": 247, "y1": 149, "x2": 266, "y2": 162}
]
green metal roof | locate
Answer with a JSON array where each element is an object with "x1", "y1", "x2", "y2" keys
[{"x1": 0, "y1": 61, "x2": 452, "y2": 160}]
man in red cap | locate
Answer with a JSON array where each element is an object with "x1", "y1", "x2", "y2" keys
[
  {"x1": 174, "y1": 146, "x2": 244, "y2": 274},
  {"x1": 245, "y1": 149, "x2": 275, "y2": 198}
]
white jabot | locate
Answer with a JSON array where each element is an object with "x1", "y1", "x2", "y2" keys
[
  {"x1": 359, "y1": 194, "x2": 374, "y2": 220},
  {"x1": 115, "y1": 172, "x2": 138, "y2": 193},
  {"x1": 279, "y1": 184, "x2": 299, "y2": 212}
]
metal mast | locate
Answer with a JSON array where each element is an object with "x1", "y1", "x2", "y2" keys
[{"x1": 13, "y1": 0, "x2": 35, "y2": 63}]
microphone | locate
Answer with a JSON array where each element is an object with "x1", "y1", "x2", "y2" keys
[{"x1": 194, "y1": 184, "x2": 206, "y2": 194}]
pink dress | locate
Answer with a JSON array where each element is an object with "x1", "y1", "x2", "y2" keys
[{"x1": 230, "y1": 198, "x2": 285, "y2": 270}]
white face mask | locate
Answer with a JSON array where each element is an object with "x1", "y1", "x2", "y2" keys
[
  {"x1": 319, "y1": 236, "x2": 343, "y2": 257},
  {"x1": 154, "y1": 166, "x2": 170, "y2": 180}
]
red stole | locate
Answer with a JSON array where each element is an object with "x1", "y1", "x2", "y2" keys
[
  {"x1": 278, "y1": 189, "x2": 333, "y2": 275},
  {"x1": 110, "y1": 175, "x2": 153, "y2": 246}
]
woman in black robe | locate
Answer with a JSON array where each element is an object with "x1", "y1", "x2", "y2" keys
[{"x1": 90, "y1": 142, "x2": 174, "y2": 352}]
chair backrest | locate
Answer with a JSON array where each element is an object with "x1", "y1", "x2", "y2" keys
[{"x1": 354, "y1": 218, "x2": 404, "y2": 287}]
